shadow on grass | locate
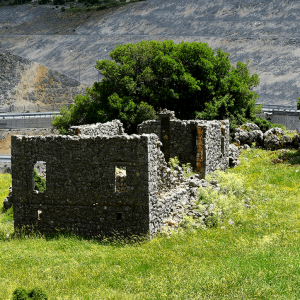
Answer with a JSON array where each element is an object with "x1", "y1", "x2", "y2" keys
[{"x1": 273, "y1": 150, "x2": 300, "y2": 165}]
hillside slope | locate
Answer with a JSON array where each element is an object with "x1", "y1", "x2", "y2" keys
[
  {"x1": 0, "y1": 49, "x2": 86, "y2": 112},
  {"x1": 1, "y1": 0, "x2": 300, "y2": 106}
]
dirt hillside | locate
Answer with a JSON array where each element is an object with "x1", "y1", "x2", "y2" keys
[
  {"x1": 0, "y1": 49, "x2": 86, "y2": 112},
  {"x1": 1, "y1": 0, "x2": 300, "y2": 106}
]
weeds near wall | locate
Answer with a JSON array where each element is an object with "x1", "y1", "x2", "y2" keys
[{"x1": 168, "y1": 156, "x2": 195, "y2": 177}]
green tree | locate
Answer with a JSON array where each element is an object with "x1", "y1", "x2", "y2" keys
[{"x1": 53, "y1": 40, "x2": 261, "y2": 134}]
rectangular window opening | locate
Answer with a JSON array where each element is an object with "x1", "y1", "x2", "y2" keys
[
  {"x1": 116, "y1": 213, "x2": 122, "y2": 221},
  {"x1": 37, "y1": 210, "x2": 42, "y2": 220},
  {"x1": 33, "y1": 161, "x2": 46, "y2": 192},
  {"x1": 221, "y1": 137, "x2": 225, "y2": 155},
  {"x1": 115, "y1": 166, "x2": 127, "y2": 193}
]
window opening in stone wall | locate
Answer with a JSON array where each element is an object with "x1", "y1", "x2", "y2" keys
[
  {"x1": 221, "y1": 137, "x2": 225, "y2": 155},
  {"x1": 115, "y1": 166, "x2": 127, "y2": 192},
  {"x1": 116, "y1": 213, "x2": 123, "y2": 221},
  {"x1": 33, "y1": 162, "x2": 46, "y2": 192},
  {"x1": 37, "y1": 209, "x2": 42, "y2": 221},
  {"x1": 221, "y1": 126, "x2": 226, "y2": 155}
]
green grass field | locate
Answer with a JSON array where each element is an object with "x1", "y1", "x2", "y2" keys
[{"x1": 0, "y1": 148, "x2": 300, "y2": 299}]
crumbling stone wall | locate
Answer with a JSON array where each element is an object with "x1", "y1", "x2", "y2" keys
[
  {"x1": 138, "y1": 110, "x2": 230, "y2": 178},
  {"x1": 11, "y1": 117, "x2": 230, "y2": 238},
  {"x1": 68, "y1": 120, "x2": 124, "y2": 137},
  {"x1": 11, "y1": 133, "x2": 158, "y2": 237}
]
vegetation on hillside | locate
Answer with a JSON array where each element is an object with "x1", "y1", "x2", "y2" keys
[
  {"x1": 52, "y1": 40, "x2": 276, "y2": 135},
  {"x1": 1, "y1": 148, "x2": 300, "y2": 298},
  {"x1": 0, "y1": 0, "x2": 145, "y2": 10}
]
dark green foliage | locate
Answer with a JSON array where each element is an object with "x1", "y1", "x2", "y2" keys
[
  {"x1": 6, "y1": 0, "x2": 31, "y2": 5},
  {"x1": 204, "y1": 215, "x2": 218, "y2": 228},
  {"x1": 12, "y1": 288, "x2": 29, "y2": 300},
  {"x1": 28, "y1": 288, "x2": 48, "y2": 300},
  {"x1": 53, "y1": 0, "x2": 65, "y2": 5},
  {"x1": 297, "y1": 97, "x2": 300, "y2": 110},
  {"x1": 61, "y1": 6, "x2": 65, "y2": 11},
  {"x1": 12, "y1": 287, "x2": 47, "y2": 300},
  {"x1": 34, "y1": 170, "x2": 46, "y2": 192},
  {"x1": 254, "y1": 117, "x2": 285, "y2": 133},
  {"x1": 75, "y1": 0, "x2": 137, "y2": 8},
  {"x1": 53, "y1": 40, "x2": 265, "y2": 134}
]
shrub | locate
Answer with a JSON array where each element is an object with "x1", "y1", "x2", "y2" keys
[
  {"x1": 34, "y1": 170, "x2": 46, "y2": 192},
  {"x1": 254, "y1": 117, "x2": 285, "y2": 133},
  {"x1": 168, "y1": 156, "x2": 195, "y2": 177},
  {"x1": 61, "y1": 6, "x2": 65, "y2": 11},
  {"x1": 53, "y1": 40, "x2": 261, "y2": 134},
  {"x1": 204, "y1": 215, "x2": 218, "y2": 227},
  {"x1": 53, "y1": 0, "x2": 65, "y2": 5},
  {"x1": 12, "y1": 288, "x2": 28, "y2": 300},
  {"x1": 12, "y1": 287, "x2": 47, "y2": 300},
  {"x1": 28, "y1": 288, "x2": 48, "y2": 300},
  {"x1": 297, "y1": 97, "x2": 300, "y2": 110}
]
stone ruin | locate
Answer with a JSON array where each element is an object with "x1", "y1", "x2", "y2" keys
[
  {"x1": 9, "y1": 111, "x2": 230, "y2": 238},
  {"x1": 138, "y1": 109, "x2": 230, "y2": 178}
]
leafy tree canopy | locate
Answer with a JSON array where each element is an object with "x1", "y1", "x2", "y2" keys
[{"x1": 53, "y1": 40, "x2": 262, "y2": 134}]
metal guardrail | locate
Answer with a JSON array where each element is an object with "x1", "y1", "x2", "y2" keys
[
  {"x1": 257, "y1": 104, "x2": 298, "y2": 110},
  {"x1": 0, "y1": 112, "x2": 59, "y2": 119},
  {"x1": 0, "y1": 155, "x2": 11, "y2": 162},
  {"x1": 256, "y1": 104, "x2": 299, "y2": 112}
]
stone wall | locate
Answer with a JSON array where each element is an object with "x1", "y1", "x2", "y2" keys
[
  {"x1": 68, "y1": 120, "x2": 124, "y2": 137},
  {"x1": 11, "y1": 133, "x2": 158, "y2": 237},
  {"x1": 0, "y1": 49, "x2": 86, "y2": 113},
  {"x1": 11, "y1": 118, "x2": 229, "y2": 238},
  {"x1": 138, "y1": 110, "x2": 230, "y2": 178}
]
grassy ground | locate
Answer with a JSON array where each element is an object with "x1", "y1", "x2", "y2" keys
[{"x1": 0, "y1": 148, "x2": 300, "y2": 299}]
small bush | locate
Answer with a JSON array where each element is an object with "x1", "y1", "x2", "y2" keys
[
  {"x1": 12, "y1": 287, "x2": 47, "y2": 300},
  {"x1": 12, "y1": 288, "x2": 28, "y2": 300},
  {"x1": 204, "y1": 215, "x2": 218, "y2": 227},
  {"x1": 61, "y1": 6, "x2": 65, "y2": 11},
  {"x1": 297, "y1": 97, "x2": 300, "y2": 110},
  {"x1": 34, "y1": 170, "x2": 46, "y2": 192},
  {"x1": 168, "y1": 156, "x2": 195, "y2": 177},
  {"x1": 28, "y1": 288, "x2": 48, "y2": 300},
  {"x1": 53, "y1": 0, "x2": 65, "y2": 5},
  {"x1": 254, "y1": 117, "x2": 285, "y2": 133}
]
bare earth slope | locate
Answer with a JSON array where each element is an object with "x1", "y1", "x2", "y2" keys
[
  {"x1": 0, "y1": 49, "x2": 86, "y2": 112},
  {"x1": 1, "y1": 0, "x2": 300, "y2": 106}
]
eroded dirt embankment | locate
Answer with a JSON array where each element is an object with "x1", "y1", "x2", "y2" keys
[{"x1": 0, "y1": 49, "x2": 86, "y2": 112}]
